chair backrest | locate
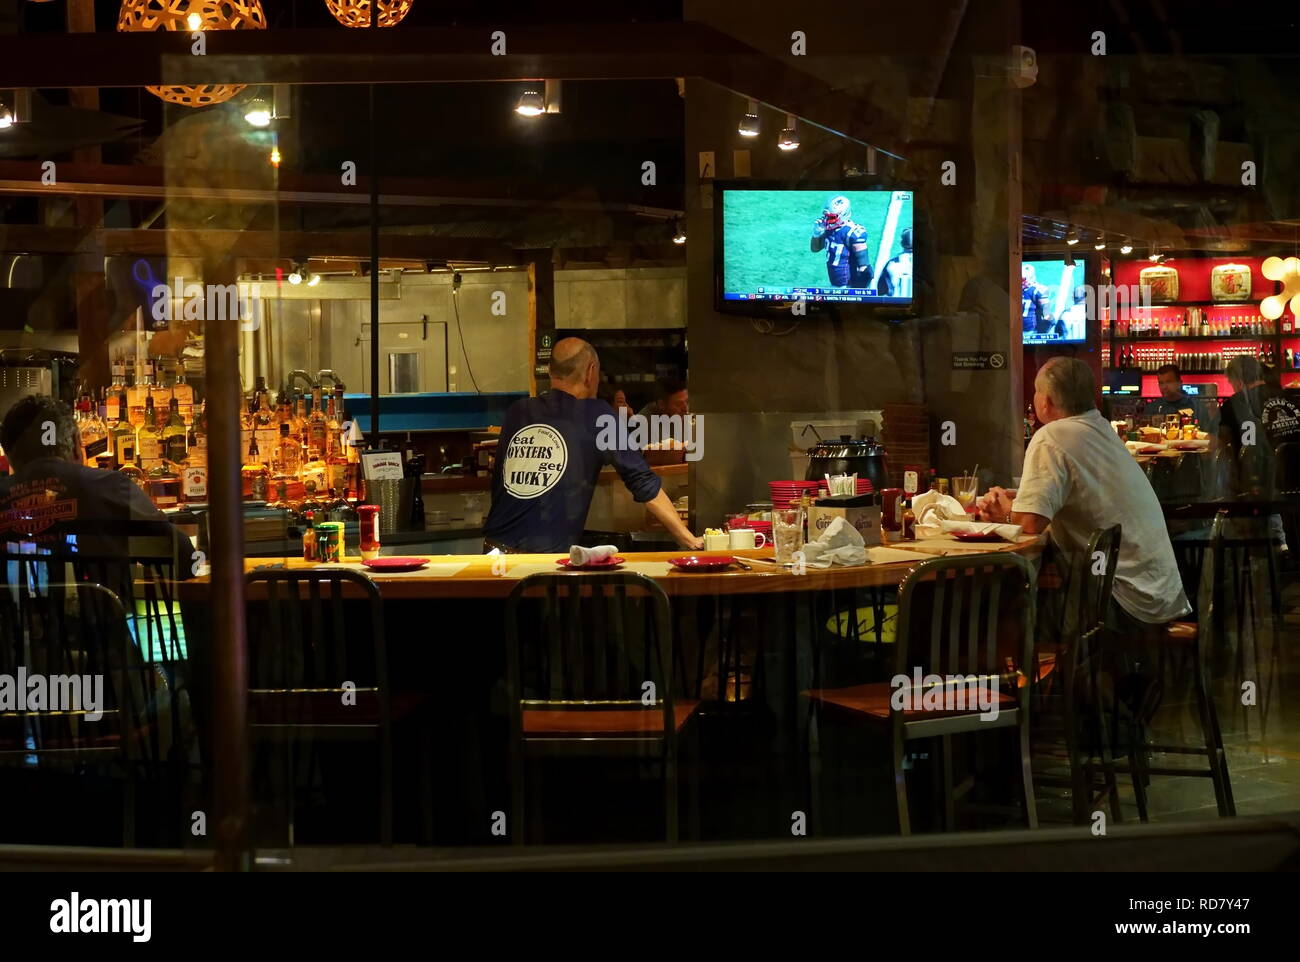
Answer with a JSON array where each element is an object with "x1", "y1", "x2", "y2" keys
[
  {"x1": 1075, "y1": 524, "x2": 1122, "y2": 640},
  {"x1": 892, "y1": 553, "x2": 1036, "y2": 705},
  {"x1": 243, "y1": 568, "x2": 388, "y2": 727},
  {"x1": 504, "y1": 572, "x2": 675, "y2": 737},
  {"x1": 0, "y1": 573, "x2": 144, "y2": 766},
  {"x1": 1273, "y1": 441, "x2": 1300, "y2": 496}
]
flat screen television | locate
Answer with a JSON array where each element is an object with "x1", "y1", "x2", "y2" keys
[
  {"x1": 715, "y1": 184, "x2": 915, "y2": 312},
  {"x1": 1022, "y1": 257, "x2": 1088, "y2": 344}
]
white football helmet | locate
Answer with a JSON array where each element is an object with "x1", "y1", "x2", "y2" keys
[{"x1": 823, "y1": 195, "x2": 852, "y2": 224}]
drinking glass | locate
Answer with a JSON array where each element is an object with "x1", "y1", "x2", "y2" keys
[
  {"x1": 772, "y1": 508, "x2": 804, "y2": 564},
  {"x1": 952, "y1": 474, "x2": 978, "y2": 509}
]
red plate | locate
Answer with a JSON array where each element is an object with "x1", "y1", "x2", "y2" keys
[
  {"x1": 361, "y1": 556, "x2": 430, "y2": 572},
  {"x1": 556, "y1": 556, "x2": 626, "y2": 570},
  {"x1": 952, "y1": 532, "x2": 1005, "y2": 543},
  {"x1": 668, "y1": 555, "x2": 736, "y2": 571}
]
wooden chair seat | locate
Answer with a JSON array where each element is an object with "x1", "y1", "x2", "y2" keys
[
  {"x1": 248, "y1": 690, "x2": 424, "y2": 727},
  {"x1": 805, "y1": 682, "x2": 1015, "y2": 721},
  {"x1": 524, "y1": 700, "x2": 700, "y2": 736}
]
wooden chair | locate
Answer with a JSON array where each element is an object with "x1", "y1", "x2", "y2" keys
[
  {"x1": 1047, "y1": 524, "x2": 1143, "y2": 824},
  {"x1": 805, "y1": 553, "x2": 1038, "y2": 834},
  {"x1": 504, "y1": 572, "x2": 699, "y2": 845},
  {"x1": 0, "y1": 571, "x2": 150, "y2": 846},
  {"x1": 245, "y1": 568, "x2": 395, "y2": 846},
  {"x1": 1124, "y1": 512, "x2": 1234, "y2": 817}
]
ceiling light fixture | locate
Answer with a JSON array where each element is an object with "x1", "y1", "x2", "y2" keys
[
  {"x1": 1119, "y1": 239, "x2": 1133, "y2": 254},
  {"x1": 243, "y1": 97, "x2": 271, "y2": 127},
  {"x1": 778, "y1": 114, "x2": 799, "y2": 151},
  {"x1": 0, "y1": 102, "x2": 11, "y2": 130},
  {"x1": 1094, "y1": 235, "x2": 1106, "y2": 251},
  {"x1": 738, "y1": 99, "x2": 760, "y2": 138},
  {"x1": 671, "y1": 220, "x2": 686, "y2": 245},
  {"x1": 1065, "y1": 229, "x2": 1079, "y2": 246},
  {"x1": 515, "y1": 89, "x2": 545, "y2": 117}
]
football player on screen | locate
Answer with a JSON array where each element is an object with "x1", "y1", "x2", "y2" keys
[
  {"x1": 1021, "y1": 263, "x2": 1054, "y2": 335},
  {"x1": 876, "y1": 227, "x2": 914, "y2": 299},
  {"x1": 811, "y1": 195, "x2": 872, "y2": 289}
]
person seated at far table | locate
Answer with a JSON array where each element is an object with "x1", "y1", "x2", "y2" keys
[{"x1": 977, "y1": 357, "x2": 1189, "y2": 636}]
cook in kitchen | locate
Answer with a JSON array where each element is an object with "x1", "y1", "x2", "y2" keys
[{"x1": 483, "y1": 337, "x2": 703, "y2": 553}]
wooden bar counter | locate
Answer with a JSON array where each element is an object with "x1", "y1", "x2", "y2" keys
[{"x1": 181, "y1": 537, "x2": 1044, "y2": 601}]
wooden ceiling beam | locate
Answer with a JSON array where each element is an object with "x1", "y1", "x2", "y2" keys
[{"x1": 0, "y1": 23, "x2": 904, "y2": 157}]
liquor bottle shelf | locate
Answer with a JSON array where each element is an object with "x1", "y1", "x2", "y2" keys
[{"x1": 1110, "y1": 333, "x2": 1274, "y2": 342}]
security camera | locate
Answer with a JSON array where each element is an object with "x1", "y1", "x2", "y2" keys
[{"x1": 1010, "y1": 45, "x2": 1038, "y2": 88}]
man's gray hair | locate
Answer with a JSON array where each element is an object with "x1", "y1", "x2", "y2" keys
[
  {"x1": 549, "y1": 341, "x2": 597, "y2": 383},
  {"x1": 1035, "y1": 357, "x2": 1096, "y2": 416},
  {"x1": 1225, "y1": 354, "x2": 1260, "y2": 386}
]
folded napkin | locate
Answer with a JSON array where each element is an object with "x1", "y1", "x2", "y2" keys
[
  {"x1": 911, "y1": 489, "x2": 970, "y2": 539},
  {"x1": 801, "y1": 543, "x2": 869, "y2": 568},
  {"x1": 938, "y1": 519, "x2": 1023, "y2": 541},
  {"x1": 799, "y1": 516, "x2": 868, "y2": 568},
  {"x1": 569, "y1": 544, "x2": 619, "y2": 565}
]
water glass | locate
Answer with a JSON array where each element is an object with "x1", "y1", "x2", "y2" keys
[{"x1": 772, "y1": 508, "x2": 804, "y2": 564}]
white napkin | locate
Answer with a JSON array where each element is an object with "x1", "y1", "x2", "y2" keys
[
  {"x1": 569, "y1": 544, "x2": 619, "y2": 565},
  {"x1": 911, "y1": 489, "x2": 969, "y2": 539},
  {"x1": 938, "y1": 519, "x2": 1023, "y2": 541},
  {"x1": 799, "y1": 516, "x2": 868, "y2": 568}
]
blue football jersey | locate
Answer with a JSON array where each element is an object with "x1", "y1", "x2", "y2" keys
[{"x1": 822, "y1": 222, "x2": 868, "y2": 287}]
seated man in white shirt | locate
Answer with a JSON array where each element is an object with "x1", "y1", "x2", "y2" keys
[
  {"x1": 977, "y1": 358, "x2": 1189, "y2": 726},
  {"x1": 977, "y1": 356, "x2": 1189, "y2": 630}
]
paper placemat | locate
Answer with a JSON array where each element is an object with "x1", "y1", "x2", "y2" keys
[{"x1": 868, "y1": 546, "x2": 935, "y2": 565}]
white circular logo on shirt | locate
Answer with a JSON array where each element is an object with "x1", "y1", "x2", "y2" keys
[{"x1": 502, "y1": 424, "x2": 568, "y2": 500}]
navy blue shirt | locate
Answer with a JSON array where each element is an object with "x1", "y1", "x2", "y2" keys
[{"x1": 484, "y1": 390, "x2": 662, "y2": 553}]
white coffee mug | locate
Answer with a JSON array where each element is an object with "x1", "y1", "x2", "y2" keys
[
  {"x1": 729, "y1": 528, "x2": 767, "y2": 550},
  {"x1": 704, "y1": 533, "x2": 730, "y2": 551}
]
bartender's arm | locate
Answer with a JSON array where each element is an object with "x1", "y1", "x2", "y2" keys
[
  {"x1": 644, "y1": 488, "x2": 704, "y2": 549},
  {"x1": 608, "y1": 443, "x2": 703, "y2": 550}
]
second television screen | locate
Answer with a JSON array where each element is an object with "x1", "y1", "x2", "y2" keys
[{"x1": 1022, "y1": 258, "x2": 1088, "y2": 344}]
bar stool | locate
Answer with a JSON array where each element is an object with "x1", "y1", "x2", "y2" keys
[
  {"x1": 805, "y1": 553, "x2": 1038, "y2": 835},
  {"x1": 504, "y1": 572, "x2": 699, "y2": 844},
  {"x1": 245, "y1": 568, "x2": 397, "y2": 846}
]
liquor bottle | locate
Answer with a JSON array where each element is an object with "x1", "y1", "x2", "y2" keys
[
  {"x1": 172, "y1": 360, "x2": 195, "y2": 423},
  {"x1": 240, "y1": 396, "x2": 254, "y2": 457},
  {"x1": 253, "y1": 380, "x2": 278, "y2": 456},
  {"x1": 111, "y1": 389, "x2": 135, "y2": 470},
  {"x1": 275, "y1": 390, "x2": 293, "y2": 433},
  {"x1": 147, "y1": 460, "x2": 180, "y2": 508},
  {"x1": 302, "y1": 510, "x2": 318, "y2": 562},
  {"x1": 291, "y1": 393, "x2": 308, "y2": 446},
  {"x1": 127, "y1": 357, "x2": 149, "y2": 428},
  {"x1": 307, "y1": 387, "x2": 328, "y2": 462},
  {"x1": 136, "y1": 395, "x2": 164, "y2": 472},
  {"x1": 149, "y1": 358, "x2": 172, "y2": 425},
  {"x1": 163, "y1": 397, "x2": 188, "y2": 464},
  {"x1": 272, "y1": 422, "x2": 304, "y2": 478},
  {"x1": 111, "y1": 352, "x2": 126, "y2": 388},
  {"x1": 241, "y1": 435, "x2": 269, "y2": 501},
  {"x1": 189, "y1": 402, "x2": 208, "y2": 464},
  {"x1": 77, "y1": 394, "x2": 109, "y2": 467},
  {"x1": 119, "y1": 454, "x2": 147, "y2": 492},
  {"x1": 344, "y1": 413, "x2": 362, "y2": 500},
  {"x1": 327, "y1": 387, "x2": 344, "y2": 455},
  {"x1": 180, "y1": 443, "x2": 208, "y2": 505}
]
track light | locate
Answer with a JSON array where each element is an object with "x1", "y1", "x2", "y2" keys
[
  {"x1": 307, "y1": 271, "x2": 322, "y2": 287},
  {"x1": 1094, "y1": 235, "x2": 1106, "y2": 251},
  {"x1": 738, "y1": 99, "x2": 760, "y2": 137},
  {"x1": 0, "y1": 103, "x2": 11, "y2": 130},
  {"x1": 287, "y1": 267, "x2": 303, "y2": 285},
  {"x1": 1119, "y1": 239, "x2": 1133, "y2": 254},
  {"x1": 515, "y1": 89, "x2": 545, "y2": 117},
  {"x1": 671, "y1": 219, "x2": 686, "y2": 245},
  {"x1": 1148, "y1": 245, "x2": 1163, "y2": 263},
  {"x1": 778, "y1": 115, "x2": 799, "y2": 150},
  {"x1": 1065, "y1": 229, "x2": 1079, "y2": 246},
  {"x1": 243, "y1": 98, "x2": 271, "y2": 127}
]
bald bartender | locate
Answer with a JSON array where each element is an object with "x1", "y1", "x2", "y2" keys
[{"x1": 483, "y1": 337, "x2": 703, "y2": 553}]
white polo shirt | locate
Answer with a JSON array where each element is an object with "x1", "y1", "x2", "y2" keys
[{"x1": 1013, "y1": 408, "x2": 1190, "y2": 624}]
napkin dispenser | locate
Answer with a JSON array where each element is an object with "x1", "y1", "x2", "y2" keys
[{"x1": 811, "y1": 494, "x2": 881, "y2": 546}]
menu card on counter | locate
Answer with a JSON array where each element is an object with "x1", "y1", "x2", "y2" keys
[{"x1": 361, "y1": 450, "x2": 404, "y2": 481}]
